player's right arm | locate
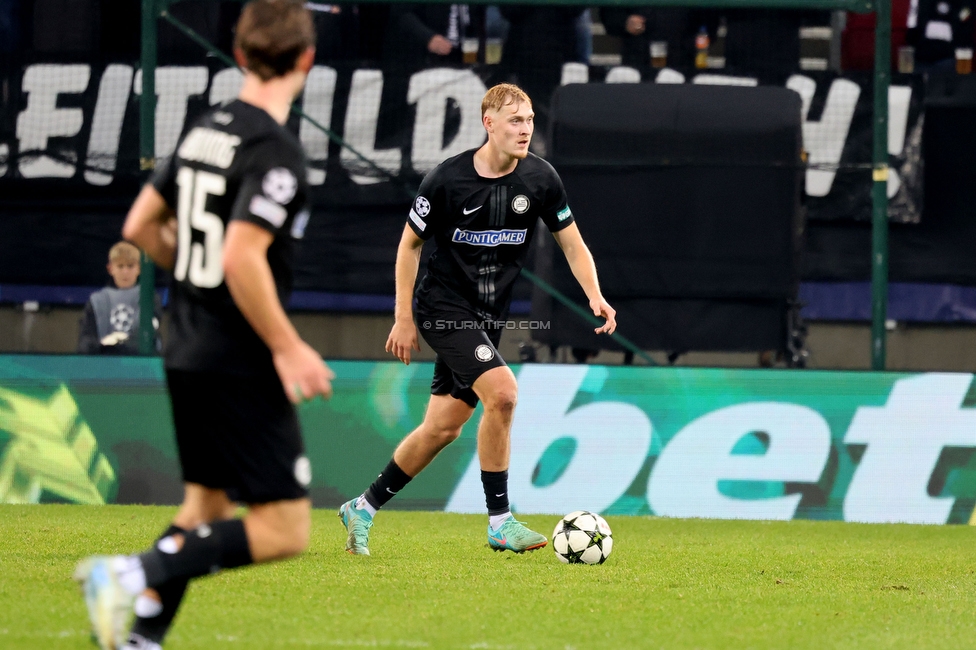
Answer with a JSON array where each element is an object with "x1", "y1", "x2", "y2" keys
[
  {"x1": 224, "y1": 221, "x2": 334, "y2": 403},
  {"x1": 386, "y1": 224, "x2": 425, "y2": 365},
  {"x1": 121, "y1": 185, "x2": 177, "y2": 270}
]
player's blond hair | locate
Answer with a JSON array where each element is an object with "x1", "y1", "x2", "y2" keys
[
  {"x1": 481, "y1": 83, "x2": 532, "y2": 117},
  {"x1": 234, "y1": 0, "x2": 316, "y2": 81},
  {"x1": 109, "y1": 241, "x2": 140, "y2": 264}
]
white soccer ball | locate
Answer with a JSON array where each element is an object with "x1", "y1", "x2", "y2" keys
[{"x1": 552, "y1": 510, "x2": 613, "y2": 565}]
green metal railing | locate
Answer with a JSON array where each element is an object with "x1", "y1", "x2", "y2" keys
[{"x1": 139, "y1": 0, "x2": 891, "y2": 369}]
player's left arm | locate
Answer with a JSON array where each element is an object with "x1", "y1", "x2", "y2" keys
[
  {"x1": 552, "y1": 223, "x2": 617, "y2": 335},
  {"x1": 121, "y1": 185, "x2": 177, "y2": 270}
]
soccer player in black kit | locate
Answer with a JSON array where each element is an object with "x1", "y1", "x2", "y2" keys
[
  {"x1": 339, "y1": 83, "x2": 617, "y2": 555},
  {"x1": 73, "y1": 2, "x2": 334, "y2": 649}
]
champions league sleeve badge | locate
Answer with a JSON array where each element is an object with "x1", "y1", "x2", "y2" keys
[
  {"x1": 415, "y1": 196, "x2": 431, "y2": 217},
  {"x1": 262, "y1": 167, "x2": 298, "y2": 205}
]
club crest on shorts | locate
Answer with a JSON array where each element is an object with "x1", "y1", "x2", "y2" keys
[
  {"x1": 414, "y1": 196, "x2": 431, "y2": 217},
  {"x1": 475, "y1": 344, "x2": 495, "y2": 362},
  {"x1": 294, "y1": 456, "x2": 312, "y2": 487},
  {"x1": 512, "y1": 195, "x2": 530, "y2": 214}
]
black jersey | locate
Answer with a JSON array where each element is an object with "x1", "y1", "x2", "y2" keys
[
  {"x1": 407, "y1": 149, "x2": 575, "y2": 318},
  {"x1": 151, "y1": 100, "x2": 311, "y2": 376}
]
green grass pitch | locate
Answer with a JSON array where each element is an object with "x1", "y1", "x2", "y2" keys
[{"x1": 2, "y1": 504, "x2": 976, "y2": 649}]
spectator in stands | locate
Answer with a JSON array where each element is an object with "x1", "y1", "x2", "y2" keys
[
  {"x1": 308, "y1": 3, "x2": 360, "y2": 63},
  {"x1": 387, "y1": 3, "x2": 470, "y2": 70},
  {"x1": 906, "y1": 0, "x2": 975, "y2": 71},
  {"x1": 602, "y1": 6, "x2": 698, "y2": 70},
  {"x1": 494, "y1": 5, "x2": 586, "y2": 152},
  {"x1": 78, "y1": 241, "x2": 160, "y2": 355},
  {"x1": 377, "y1": 4, "x2": 471, "y2": 149}
]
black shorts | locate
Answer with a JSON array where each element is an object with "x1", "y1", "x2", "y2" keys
[
  {"x1": 416, "y1": 307, "x2": 507, "y2": 407},
  {"x1": 166, "y1": 369, "x2": 310, "y2": 504}
]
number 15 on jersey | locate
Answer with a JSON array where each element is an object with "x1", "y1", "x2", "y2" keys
[{"x1": 175, "y1": 167, "x2": 227, "y2": 289}]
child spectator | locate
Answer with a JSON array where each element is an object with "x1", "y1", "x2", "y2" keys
[{"x1": 77, "y1": 241, "x2": 160, "y2": 355}]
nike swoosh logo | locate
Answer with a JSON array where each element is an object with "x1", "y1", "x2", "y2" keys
[
  {"x1": 495, "y1": 493, "x2": 505, "y2": 497},
  {"x1": 386, "y1": 488, "x2": 397, "y2": 494},
  {"x1": 462, "y1": 205, "x2": 483, "y2": 215},
  {"x1": 489, "y1": 534, "x2": 507, "y2": 545}
]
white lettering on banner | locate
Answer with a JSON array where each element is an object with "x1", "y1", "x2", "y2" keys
[
  {"x1": 787, "y1": 75, "x2": 860, "y2": 197},
  {"x1": 888, "y1": 86, "x2": 913, "y2": 157},
  {"x1": 886, "y1": 85, "x2": 914, "y2": 198},
  {"x1": 8, "y1": 63, "x2": 915, "y2": 206},
  {"x1": 133, "y1": 67, "x2": 209, "y2": 160},
  {"x1": 208, "y1": 67, "x2": 244, "y2": 107},
  {"x1": 17, "y1": 64, "x2": 91, "y2": 178},
  {"x1": 341, "y1": 69, "x2": 401, "y2": 185},
  {"x1": 445, "y1": 365, "x2": 652, "y2": 515},
  {"x1": 299, "y1": 66, "x2": 337, "y2": 186},
  {"x1": 85, "y1": 64, "x2": 133, "y2": 186},
  {"x1": 843, "y1": 374, "x2": 976, "y2": 524},
  {"x1": 0, "y1": 143, "x2": 7, "y2": 176},
  {"x1": 408, "y1": 68, "x2": 487, "y2": 174},
  {"x1": 648, "y1": 403, "x2": 831, "y2": 520}
]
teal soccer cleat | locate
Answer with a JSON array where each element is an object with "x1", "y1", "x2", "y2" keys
[
  {"x1": 74, "y1": 556, "x2": 135, "y2": 650},
  {"x1": 487, "y1": 517, "x2": 548, "y2": 553},
  {"x1": 338, "y1": 499, "x2": 373, "y2": 556}
]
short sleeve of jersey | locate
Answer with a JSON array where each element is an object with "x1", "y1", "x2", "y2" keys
[
  {"x1": 230, "y1": 138, "x2": 306, "y2": 235},
  {"x1": 407, "y1": 166, "x2": 447, "y2": 241},
  {"x1": 150, "y1": 156, "x2": 178, "y2": 208},
  {"x1": 538, "y1": 161, "x2": 575, "y2": 233}
]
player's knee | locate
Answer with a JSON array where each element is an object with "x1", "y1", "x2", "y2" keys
[
  {"x1": 485, "y1": 389, "x2": 518, "y2": 416},
  {"x1": 428, "y1": 424, "x2": 463, "y2": 446},
  {"x1": 443, "y1": 426, "x2": 464, "y2": 444}
]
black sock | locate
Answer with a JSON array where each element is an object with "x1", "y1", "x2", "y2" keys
[
  {"x1": 139, "y1": 519, "x2": 252, "y2": 589},
  {"x1": 130, "y1": 524, "x2": 189, "y2": 644},
  {"x1": 482, "y1": 470, "x2": 510, "y2": 515},
  {"x1": 363, "y1": 459, "x2": 412, "y2": 510}
]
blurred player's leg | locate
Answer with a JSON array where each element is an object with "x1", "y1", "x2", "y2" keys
[
  {"x1": 78, "y1": 498, "x2": 310, "y2": 648},
  {"x1": 128, "y1": 484, "x2": 236, "y2": 646},
  {"x1": 74, "y1": 556, "x2": 137, "y2": 650},
  {"x1": 126, "y1": 525, "x2": 187, "y2": 648}
]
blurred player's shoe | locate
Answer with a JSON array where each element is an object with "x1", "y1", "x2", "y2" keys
[
  {"x1": 338, "y1": 499, "x2": 373, "y2": 555},
  {"x1": 487, "y1": 517, "x2": 548, "y2": 553},
  {"x1": 126, "y1": 633, "x2": 162, "y2": 649},
  {"x1": 74, "y1": 556, "x2": 136, "y2": 650}
]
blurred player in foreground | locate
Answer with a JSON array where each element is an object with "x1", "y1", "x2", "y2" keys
[
  {"x1": 74, "y1": 1, "x2": 334, "y2": 648},
  {"x1": 339, "y1": 83, "x2": 616, "y2": 556}
]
